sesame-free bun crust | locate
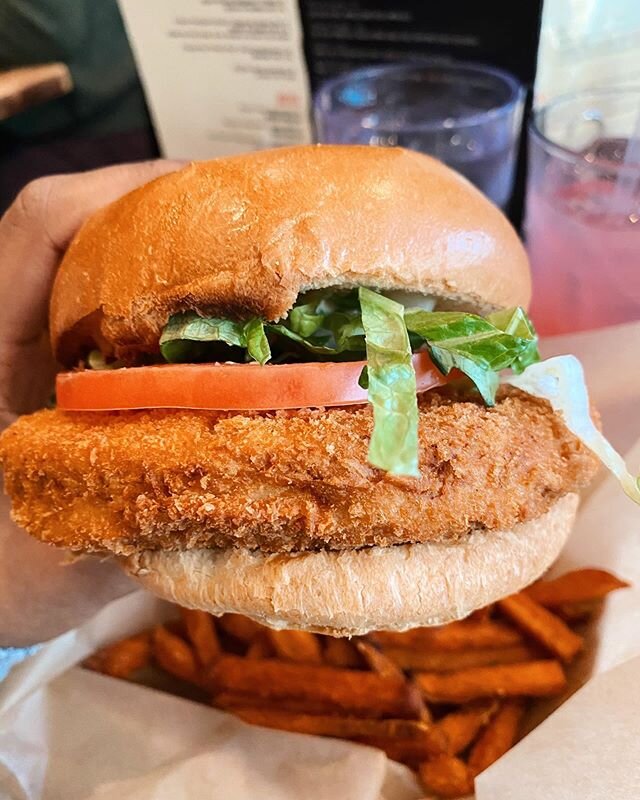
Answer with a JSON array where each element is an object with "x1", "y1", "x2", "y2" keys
[
  {"x1": 124, "y1": 494, "x2": 577, "y2": 636},
  {"x1": 51, "y1": 145, "x2": 531, "y2": 364}
]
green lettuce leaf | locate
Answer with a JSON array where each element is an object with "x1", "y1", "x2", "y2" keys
[
  {"x1": 158, "y1": 290, "x2": 368, "y2": 365},
  {"x1": 159, "y1": 312, "x2": 271, "y2": 365},
  {"x1": 359, "y1": 287, "x2": 419, "y2": 477},
  {"x1": 333, "y1": 317, "x2": 365, "y2": 351},
  {"x1": 269, "y1": 289, "x2": 365, "y2": 357},
  {"x1": 244, "y1": 318, "x2": 271, "y2": 365},
  {"x1": 486, "y1": 307, "x2": 539, "y2": 373},
  {"x1": 404, "y1": 308, "x2": 539, "y2": 405},
  {"x1": 505, "y1": 355, "x2": 640, "y2": 505},
  {"x1": 288, "y1": 303, "x2": 325, "y2": 338},
  {"x1": 161, "y1": 313, "x2": 246, "y2": 347}
]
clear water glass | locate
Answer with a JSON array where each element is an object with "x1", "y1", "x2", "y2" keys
[{"x1": 314, "y1": 61, "x2": 525, "y2": 209}]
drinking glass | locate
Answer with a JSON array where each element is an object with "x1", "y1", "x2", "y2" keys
[
  {"x1": 314, "y1": 60, "x2": 524, "y2": 209},
  {"x1": 526, "y1": 88, "x2": 640, "y2": 335}
]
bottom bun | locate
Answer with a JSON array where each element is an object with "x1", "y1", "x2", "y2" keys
[{"x1": 123, "y1": 493, "x2": 578, "y2": 636}]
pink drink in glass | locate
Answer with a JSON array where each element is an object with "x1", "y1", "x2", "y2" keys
[
  {"x1": 526, "y1": 91, "x2": 640, "y2": 336},
  {"x1": 527, "y1": 177, "x2": 640, "y2": 335}
]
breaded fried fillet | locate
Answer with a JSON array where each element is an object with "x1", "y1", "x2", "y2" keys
[{"x1": 0, "y1": 388, "x2": 598, "y2": 555}]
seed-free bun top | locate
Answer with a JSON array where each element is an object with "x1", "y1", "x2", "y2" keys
[{"x1": 51, "y1": 145, "x2": 531, "y2": 365}]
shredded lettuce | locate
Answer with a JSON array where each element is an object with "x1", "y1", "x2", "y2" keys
[
  {"x1": 505, "y1": 356, "x2": 640, "y2": 505},
  {"x1": 273, "y1": 290, "x2": 365, "y2": 356},
  {"x1": 161, "y1": 314, "x2": 246, "y2": 349},
  {"x1": 159, "y1": 313, "x2": 271, "y2": 365},
  {"x1": 359, "y1": 287, "x2": 419, "y2": 477},
  {"x1": 267, "y1": 322, "x2": 352, "y2": 357},
  {"x1": 287, "y1": 303, "x2": 325, "y2": 338},
  {"x1": 244, "y1": 318, "x2": 271, "y2": 365},
  {"x1": 404, "y1": 309, "x2": 539, "y2": 405},
  {"x1": 486, "y1": 307, "x2": 540, "y2": 373},
  {"x1": 160, "y1": 291, "x2": 366, "y2": 363},
  {"x1": 87, "y1": 350, "x2": 123, "y2": 370}
]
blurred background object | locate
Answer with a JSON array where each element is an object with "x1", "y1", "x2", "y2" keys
[
  {"x1": 1, "y1": 0, "x2": 544, "y2": 219},
  {"x1": 298, "y1": 1, "x2": 542, "y2": 92},
  {"x1": 117, "y1": 0, "x2": 542, "y2": 224},
  {"x1": 300, "y1": 0, "x2": 543, "y2": 223},
  {"x1": 314, "y1": 61, "x2": 524, "y2": 210},
  {"x1": 526, "y1": 88, "x2": 640, "y2": 335},
  {"x1": 0, "y1": 62, "x2": 71, "y2": 120},
  {"x1": 534, "y1": 0, "x2": 640, "y2": 104},
  {"x1": 0, "y1": 0, "x2": 157, "y2": 214},
  {"x1": 527, "y1": 0, "x2": 640, "y2": 335},
  {"x1": 117, "y1": 0, "x2": 312, "y2": 160}
]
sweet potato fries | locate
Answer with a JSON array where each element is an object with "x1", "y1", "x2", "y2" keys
[{"x1": 85, "y1": 567, "x2": 627, "y2": 798}]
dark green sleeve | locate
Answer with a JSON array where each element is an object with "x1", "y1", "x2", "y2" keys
[{"x1": 0, "y1": 0, "x2": 150, "y2": 138}]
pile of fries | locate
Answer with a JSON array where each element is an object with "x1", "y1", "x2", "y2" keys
[{"x1": 85, "y1": 568, "x2": 627, "y2": 798}]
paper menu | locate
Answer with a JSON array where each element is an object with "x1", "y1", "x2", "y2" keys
[{"x1": 117, "y1": 0, "x2": 313, "y2": 159}]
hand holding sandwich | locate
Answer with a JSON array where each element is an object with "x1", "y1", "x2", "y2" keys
[
  {"x1": 0, "y1": 160, "x2": 179, "y2": 645},
  {"x1": 0, "y1": 160, "x2": 181, "y2": 428}
]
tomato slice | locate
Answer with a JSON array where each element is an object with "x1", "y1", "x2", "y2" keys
[{"x1": 56, "y1": 351, "x2": 449, "y2": 412}]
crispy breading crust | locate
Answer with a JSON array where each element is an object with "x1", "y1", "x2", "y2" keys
[{"x1": 0, "y1": 388, "x2": 598, "y2": 555}]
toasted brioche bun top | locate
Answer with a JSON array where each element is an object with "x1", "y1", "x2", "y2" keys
[
  {"x1": 123, "y1": 494, "x2": 577, "y2": 636},
  {"x1": 51, "y1": 145, "x2": 531, "y2": 365}
]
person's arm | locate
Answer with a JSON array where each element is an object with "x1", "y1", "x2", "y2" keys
[{"x1": 0, "y1": 160, "x2": 181, "y2": 646}]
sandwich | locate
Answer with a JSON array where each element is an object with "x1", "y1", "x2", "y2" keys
[{"x1": 0, "y1": 145, "x2": 636, "y2": 635}]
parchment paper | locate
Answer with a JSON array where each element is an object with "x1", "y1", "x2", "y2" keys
[
  {"x1": 1, "y1": 322, "x2": 639, "y2": 800},
  {"x1": 0, "y1": 593, "x2": 422, "y2": 800}
]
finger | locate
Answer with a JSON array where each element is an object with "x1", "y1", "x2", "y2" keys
[{"x1": 0, "y1": 160, "x2": 184, "y2": 347}]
